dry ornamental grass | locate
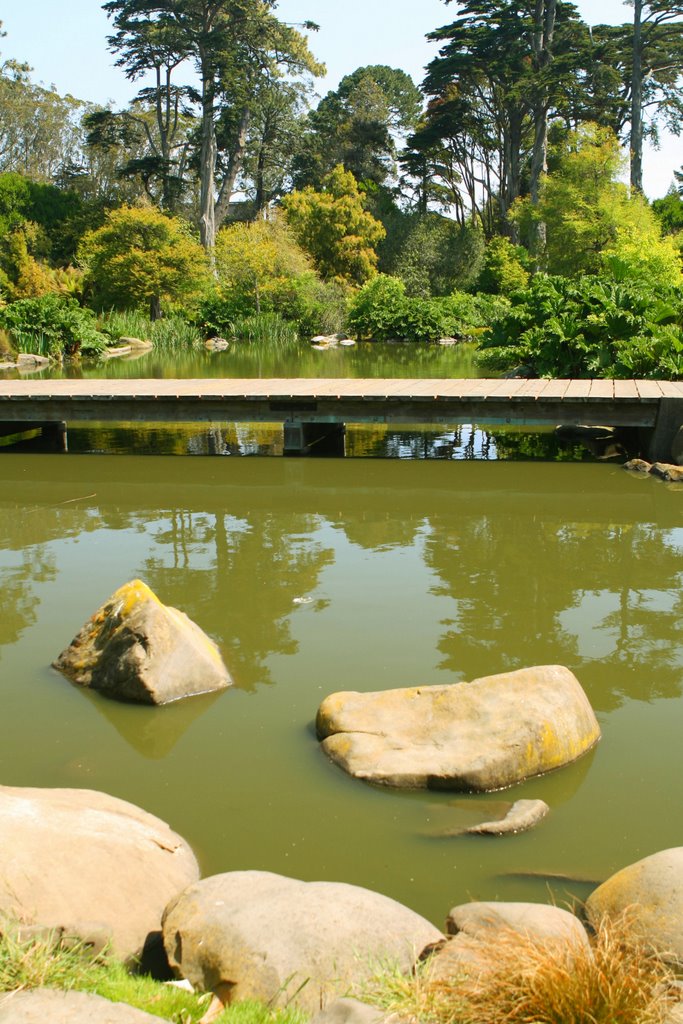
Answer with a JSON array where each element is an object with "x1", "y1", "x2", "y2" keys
[{"x1": 362, "y1": 911, "x2": 680, "y2": 1024}]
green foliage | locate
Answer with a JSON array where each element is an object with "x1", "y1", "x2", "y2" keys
[
  {"x1": 0, "y1": 294, "x2": 107, "y2": 357},
  {"x1": 652, "y1": 188, "x2": 683, "y2": 236},
  {"x1": 283, "y1": 165, "x2": 385, "y2": 286},
  {"x1": 347, "y1": 274, "x2": 504, "y2": 343},
  {"x1": 227, "y1": 312, "x2": 300, "y2": 348},
  {"x1": 292, "y1": 65, "x2": 422, "y2": 190},
  {"x1": 197, "y1": 219, "x2": 347, "y2": 338},
  {"x1": 78, "y1": 203, "x2": 208, "y2": 317},
  {"x1": 0, "y1": 172, "x2": 96, "y2": 266},
  {"x1": 511, "y1": 125, "x2": 664, "y2": 277},
  {"x1": 478, "y1": 236, "x2": 530, "y2": 295},
  {"x1": 387, "y1": 214, "x2": 485, "y2": 297},
  {"x1": 479, "y1": 273, "x2": 683, "y2": 379}
]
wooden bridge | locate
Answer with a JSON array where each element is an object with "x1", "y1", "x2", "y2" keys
[{"x1": 0, "y1": 377, "x2": 681, "y2": 458}]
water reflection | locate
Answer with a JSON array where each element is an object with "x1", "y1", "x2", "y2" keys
[
  {"x1": 81, "y1": 687, "x2": 226, "y2": 759},
  {"x1": 139, "y1": 510, "x2": 334, "y2": 690},
  {"x1": 423, "y1": 511, "x2": 683, "y2": 709}
]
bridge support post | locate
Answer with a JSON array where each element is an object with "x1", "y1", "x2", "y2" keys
[
  {"x1": 283, "y1": 420, "x2": 346, "y2": 457},
  {"x1": 647, "y1": 398, "x2": 683, "y2": 464}
]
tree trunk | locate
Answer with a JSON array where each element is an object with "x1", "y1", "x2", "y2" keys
[
  {"x1": 199, "y1": 51, "x2": 217, "y2": 252},
  {"x1": 630, "y1": 0, "x2": 644, "y2": 192},
  {"x1": 150, "y1": 294, "x2": 162, "y2": 321},
  {"x1": 214, "y1": 108, "x2": 251, "y2": 232},
  {"x1": 529, "y1": 0, "x2": 557, "y2": 265}
]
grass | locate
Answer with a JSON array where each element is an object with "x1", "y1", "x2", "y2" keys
[
  {"x1": 0, "y1": 925, "x2": 307, "y2": 1024},
  {"x1": 100, "y1": 310, "x2": 204, "y2": 353},
  {"x1": 227, "y1": 313, "x2": 300, "y2": 350},
  {"x1": 361, "y1": 912, "x2": 679, "y2": 1024}
]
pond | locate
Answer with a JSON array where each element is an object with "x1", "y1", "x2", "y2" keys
[
  {"x1": 1, "y1": 343, "x2": 681, "y2": 928},
  {"x1": 1, "y1": 454, "x2": 682, "y2": 926}
]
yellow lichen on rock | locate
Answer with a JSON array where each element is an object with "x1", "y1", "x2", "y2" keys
[{"x1": 53, "y1": 579, "x2": 232, "y2": 705}]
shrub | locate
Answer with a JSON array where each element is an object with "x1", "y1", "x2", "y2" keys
[
  {"x1": 478, "y1": 273, "x2": 683, "y2": 379},
  {"x1": 478, "y1": 236, "x2": 530, "y2": 295},
  {"x1": 0, "y1": 294, "x2": 107, "y2": 358},
  {"x1": 388, "y1": 214, "x2": 486, "y2": 297},
  {"x1": 347, "y1": 276, "x2": 508, "y2": 343}
]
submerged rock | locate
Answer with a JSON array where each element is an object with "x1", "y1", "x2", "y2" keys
[
  {"x1": 53, "y1": 578, "x2": 231, "y2": 705},
  {"x1": 162, "y1": 871, "x2": 441, "y2": 1013},
  {"x1": 586, "y1": 847, "x2": 683, "y2": 966},
  {"x1": 316, "y1": 666, "x2": 600, "y2": 791},
  {"x1": 460, "y1": 798, "x2": 550, "y2": 836},
  {"x1": 0, "y1": 784, "x2": 199, "y2": 963}
]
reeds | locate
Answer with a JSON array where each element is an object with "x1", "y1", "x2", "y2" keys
[{"x1": 362, "y1": 911, "x2": 679, "y2": 1024}]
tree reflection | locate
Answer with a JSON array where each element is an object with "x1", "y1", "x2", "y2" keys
[
  {"x1": 423, "y1": 510, "x2": 683, "y2": 709},
  {"x1": 139, "y1": 510, "x2": 334, "y2": 690}
]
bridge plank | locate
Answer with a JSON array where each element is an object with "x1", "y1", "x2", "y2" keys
[
  {"x1": 563, "y1": 380, "x2": 592, "y2": 398},
  {"x1": 589, "y1": 380, "x2": 614, "y2": 399},
  {"x1": 635, "y1": 380, "x2": 666, "y2": 399},
  {"x1": 614, "y1": 380, "x2": 639, "y2": 399}
]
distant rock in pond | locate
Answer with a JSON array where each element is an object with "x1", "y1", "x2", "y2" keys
[
  {"x1": 443, "y1": 799, "x2": 550, "y2": 837},
  {"x1": 205, "y1": 336, "x2": 229, "y2": 351},
  {"x1": 650, "y1": 462, "x2": 683, "y2": 483},
  {"x1": 316, "y1": 666, "x2": 600, "y2": 791},
  {"x1": 119, "y1": 335, "x2": 154, "y2": 350},
  {"x1": 53, "y1": 578, "x2": 231, "y2": 705},
  {"x1": 623, "y1": 458, "x2": 652, "y2": 474}
]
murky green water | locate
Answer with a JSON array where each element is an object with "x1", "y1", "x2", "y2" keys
[{"x1": 1, "y1": 454, "x2": 681, "y2": 927}]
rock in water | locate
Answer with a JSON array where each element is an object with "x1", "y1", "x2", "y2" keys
[
  {"x1": 316, "y1": 666, "x2": 600, "y2": 791},
  {"x1": 53, "y1": 579, "x2": 231, "y2": 704},
  {"x1": 585, "y1": 847, "x2": 683, "y2": 966},
  {"x1": 0, "y1": 784, "x2": 199, "y2": 962},
  {"x1": 462, "y1": 799, "x2": 550, "y2": 836},
  {"x1": 162, "y1": 871, "x2": 442, "y2": 1013}
]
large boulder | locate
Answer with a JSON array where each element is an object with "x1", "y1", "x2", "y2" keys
[
  {"x1": 0, "y1": 785, "x2": 199, "y2": 962},
  {"x1": 53, "y1": 578, "x2": 231, "y2": 704},
  {"x1": 426, "y1": 901, "x2": 589, "y2": 982},
  {"x1": 0, "y1": 989, "x2": 169, "y2": 1023},
  {"x1": 585, "y1": 847, "x2": 683, "y2": 966},
  {"x1": 316, "y1": 666, "x2": 600, "y2": 791},
  {"x1": 162, "y1": 871, "x2": 442, "y2": 1013}
]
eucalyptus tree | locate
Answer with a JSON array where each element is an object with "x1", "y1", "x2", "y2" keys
[{"x1": 102, "y1": 0, "x2": 323, "y2": 250}]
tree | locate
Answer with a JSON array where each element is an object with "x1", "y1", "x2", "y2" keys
[
  {"x1": 214, "y1": 218, "x2": 310, "y2": 312},
  {"x1": 0, "y1": 58, "x2": 84, "y2": 183},
  {"x1": 511, "y1": 123, "x2": 675, "y2": 277},
  {"x1": 418, "y1": 0, "x2": 587, "y2": 229},
  {"x1": 103, "y1": 0, "x2": 323, "y2": 250},
  {"x1": 292, "y1": 65, "x2": 422, "y2": 190},
  {"x1": 78, "y1": 203, "x2": 208, "y2": 317},
  {"x1": 282, "y1": 164, "x2": 386, "y2": 285},
  {"x1": 628, "y1": 0, "x2": 683, "y2": 192}
]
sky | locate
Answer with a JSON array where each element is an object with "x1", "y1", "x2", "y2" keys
[{"x1": 1, "y1": 0, "x2": 681, "y2": 198}]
